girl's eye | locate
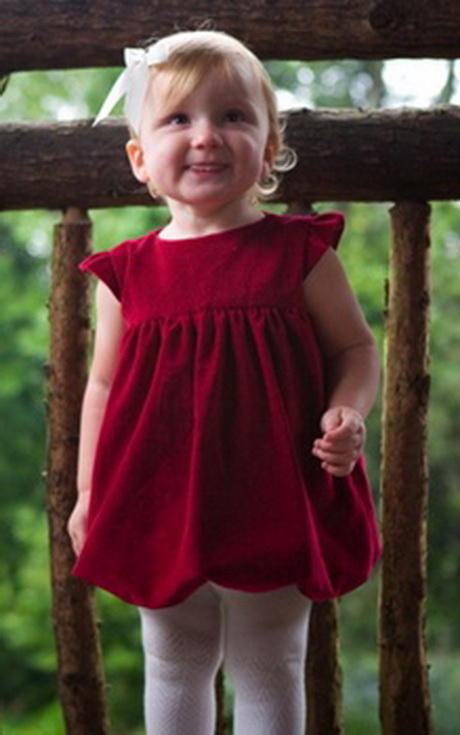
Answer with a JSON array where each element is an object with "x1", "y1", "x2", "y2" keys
[
  {"x1": 167, "y1": 113, "x2": 189, "y2": 126},
  {"x1": 224, "y1": 109, "x2": 246, "y2": 123}
]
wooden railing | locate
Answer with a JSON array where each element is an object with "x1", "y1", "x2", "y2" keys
[
  {"x1": 1, "y1": 109, "x2": 460, "y2": 208},
  {"x1": 1, "y1": 0, "x2": 459, "y2": 72}
]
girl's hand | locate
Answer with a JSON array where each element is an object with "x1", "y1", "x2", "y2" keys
[
  {"x1": 312, "y1": 406, "x2": 366, "y2": 477},
  {"x1": 67, "y1": 492, "x2": 90, "y2": 557}
]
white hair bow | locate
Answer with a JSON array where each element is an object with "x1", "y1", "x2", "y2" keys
[{"x1": 93, "y1": 40, "x2": 170, "y2": 135}]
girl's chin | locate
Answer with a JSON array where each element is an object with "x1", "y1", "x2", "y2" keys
[{"x1": 165, "y1": 195, "x2": 258, "y2": 221}]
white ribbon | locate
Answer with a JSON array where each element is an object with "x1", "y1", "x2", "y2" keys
[{"x1": 93, "y1": 40, "x2": 170, "y2": 134}]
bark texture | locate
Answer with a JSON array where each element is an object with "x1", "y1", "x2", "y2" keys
[
  {"x1": 47, "y1": 208, "x2": 110, "y2": 735},
  {"x1": 379, "y1": 201, "x2": 433, "y2": 735},
  {"x1": 1, "y1": 107, "x2": 460, "y2": 211},
  {"x1": 1, "y1": 0, "x2": 460, "y2": 71},
  {"x1": 306, "y1": 601, "x2": 343, "y2": 735}
]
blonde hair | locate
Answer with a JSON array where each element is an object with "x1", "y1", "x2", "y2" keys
[{"x1": 139, "y1": 30, "x2": 296, "y2": 198}]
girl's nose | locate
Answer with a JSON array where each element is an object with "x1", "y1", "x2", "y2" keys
[{"x1": 191, "y1": 119, "x2": 222, "y2": 148}]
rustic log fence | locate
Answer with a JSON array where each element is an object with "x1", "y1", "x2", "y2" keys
[
  {"x1": 379, "y1": 203, "x2": 433, "y2": 735},
  {"x1": 2, "y1": 0, "x2": 460, "y2": 71},
  {"x1": 2, "y1": 1, "x2": 458, "y2": 732},
  {"x1": 1, "y1": 109, "x2": 460, "y2": 208},
  {"x1": 47, "y1": 209, "x2": 110, "y2": 733}
]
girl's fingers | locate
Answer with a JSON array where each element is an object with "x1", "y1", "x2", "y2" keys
[
  {"x1": 313, "y1": 448, "x2": 360, "y2": 467},
  {"x1": 314, "y1": 438, "x2": 361, "y2": 453},
  {"x1": 312, "y1": 441, "x2": 361, "y2": 476},
  {"x1": 313, "y1": 435, "x2": 364, "y2": 455},
  {"x1": 314, "y1": 408, "x2": 367, "y2": 476},
  {"x1": 321, "y1": 460, "x2": 357, "y2": 477}
]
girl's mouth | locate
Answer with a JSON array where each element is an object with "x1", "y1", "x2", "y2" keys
[{"x1": 187, "y1": 163, "x2": 228, "y2": 173}]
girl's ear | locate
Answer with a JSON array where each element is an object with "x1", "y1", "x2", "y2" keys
[
  {"x1": 125, "y1": 139, "x2": 149, "y2": 183},
  {"x1": 263, "y1": 142, "x2": 275, "y2": 172},
  {"x1": 261, "y1": 160, "x2": 271, "y2": 180}
]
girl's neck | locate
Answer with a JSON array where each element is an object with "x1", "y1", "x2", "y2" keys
[{"x1": 160, "y1": 198, "x2": 264, "y2": 241}]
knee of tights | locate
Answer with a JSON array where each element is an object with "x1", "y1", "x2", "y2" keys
[{"x1": 224, "y1": 622, "x2": 309, "y2": 685}]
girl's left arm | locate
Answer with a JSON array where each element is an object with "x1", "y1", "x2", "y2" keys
[{"x1": 303, "y1": 248, "x2": 380, "y2": 477}]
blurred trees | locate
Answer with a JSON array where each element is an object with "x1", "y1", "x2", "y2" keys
[{"x1": 0, "y1": 57, "x2": 459, "y2": 733}]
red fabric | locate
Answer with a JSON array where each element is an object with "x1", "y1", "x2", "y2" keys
[{"x1": 73, "y1": 212, "x2": 381, "y2": 608}]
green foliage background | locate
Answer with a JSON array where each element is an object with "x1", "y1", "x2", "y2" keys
[{"x1": 1, "y1": 56, "x2": 459, "y2": 733}]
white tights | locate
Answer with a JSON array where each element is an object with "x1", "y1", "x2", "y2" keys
[{"x1": 139, "y1": 584, "x2": 312, "y2": 735}]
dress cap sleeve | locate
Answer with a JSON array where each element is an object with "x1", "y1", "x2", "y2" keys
[
  {"x1": 303, "y1": 211, "x2": 345, "y2": 277},
  {"x1": 79, "y1": 251, "x2": 121, "y2": 301}
]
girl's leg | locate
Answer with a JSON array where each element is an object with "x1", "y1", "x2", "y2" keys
[
  {"x1": 219, "y1": 585, "x2": 312, "y2": 735},
  {"x1": 139, "y1": 584, "x2": 223, "y2": 735}
]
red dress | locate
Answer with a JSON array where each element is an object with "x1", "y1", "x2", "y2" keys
[{"x1": 73, "y1": 212, "x2": 381, "y2": 608}]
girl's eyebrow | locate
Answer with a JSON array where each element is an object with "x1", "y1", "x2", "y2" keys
[{"x1": 220, "y1": 95, "x2": 258, "y2": 111}]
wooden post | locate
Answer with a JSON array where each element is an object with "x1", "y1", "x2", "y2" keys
[
  {"x1": 306, "y1": 601, "x2": 344, "y2": 735},
  {"x1": 379, "y1": 201, "x2": 433, "y2": 735},
  {"x1": 215, "y1": 668, "x2": 228, "y2": 735},
  {"x1": 46, "y1": 207, "x2": 110, "y2": 734}
]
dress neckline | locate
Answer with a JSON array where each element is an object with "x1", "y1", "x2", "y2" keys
[{"x1": 155, "y1": 212, "x2": 271, "y2": 245}]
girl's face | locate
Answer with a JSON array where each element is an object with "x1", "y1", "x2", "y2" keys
[{"x1": 126, "y1": 66, "x2": 273, "y2": 225}]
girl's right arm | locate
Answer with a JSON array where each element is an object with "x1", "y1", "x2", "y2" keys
[
  {"x1": 67, "y1": 281, "x2": 125, "y2": 556},
  {"x1": 303, "y1": 248, "x2": 379, "y2": 476}
]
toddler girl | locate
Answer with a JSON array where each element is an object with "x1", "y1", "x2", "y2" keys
[{"x1": 68, "y1": 29, "x2": 381, "y2": 735}]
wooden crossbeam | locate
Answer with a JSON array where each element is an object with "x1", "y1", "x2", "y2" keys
[
  {"x1": 1, "y1": 0, "x2": 460, "y2": 73},
  {"x1": 1, "y1": 107, "x2": 459, "y2": 210}
]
